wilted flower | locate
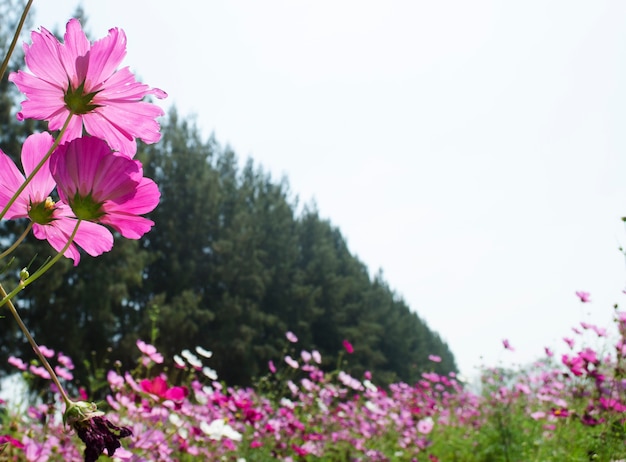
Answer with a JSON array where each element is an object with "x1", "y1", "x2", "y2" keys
[{"x1": 63, "y1": 401, "x2": 131, "y2": 462}]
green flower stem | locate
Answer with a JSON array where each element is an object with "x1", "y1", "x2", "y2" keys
[
  {"x1": 0, "y1": 219, "x2": 81, "y2": 309},
  {"x1": 0, "y1": 111, "x2": 74, "y2": 222},
  {"x1": 0, "y1": 282, "x2": 72, "y2": 407},
  {"x1": 0, "y1": 0, "x2": 33, "y2": 82},
  {"x1": 0, "y1": 222, "x2": 33, "y2": 261}
]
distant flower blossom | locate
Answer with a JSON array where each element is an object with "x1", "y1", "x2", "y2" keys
[
  {"x1": 29, "y1": 365, "x2": 50, "y2": 379},
  {"x1": 140, "y1": 376, "x2": 187, "y2": 401},
  {"x1": 544, "y1": 347, "x2": 554, "y2": 357},
  {"x1": 575, "y1": 291, "x2": 591, "y2": 303},
  {"x1": 342, "y1": 339, "x2": 354, "y2": 354},
  {"x1": 8, "y1": 356, "x2": 27, "y2": 370},
  {"x1": 311, "y1": 350, "x2": 322, "y2": 364},
  {"x1": 417, "y1": 417, "x2": 434, "y2": 434},
  {"x1": 136, "y1": 339, "x2": 163, "y2": 365},
  {"x1": 9, "y1": 18, "x2": 166, "y2": 157},
  {"x1": 200, "y1": 419, "x2": 242, "y2": 441},
  {"x1": 563, "y1": 337, "x2": 575, "y2": 349},
  {"x1": 284, "y1": 355, "x2": 299, "y2": 369},
  {"x1": 57, "y1": 352, "x2": 75, "y2": 370},
  {"x1": 195, "y1": 346, "x2": 213, "y2": 358},
  {"x1": 285, "y1": 331, "x2": 298, "y2": 343},
  {"x1": 51, "y1": 136, "x2": 160, "y2": 241},
  {"x1": 428, "y1": 354, "x2": 442, "y2": 363},
  {"x1": 173, "y1": 354, "x2": 186, "y2": 369},
  {"x1": 202, "y1": 367, "x2": 218, "y2": 381},
  {"x1": 301, "y1": 350, "x2": 312, "y2": 363},
  {"x1": 0, "y1": 133, "x2": 113, "y2": 265},
  {"x1": 54, "y1": 365, "x2": 73, "y2": 381},
  {"x1": 502, "y1": 339, "x2": 514, "y2": 351},
  {"x1": 268, "y1": 360, "x2": 276, "y2": 374}
]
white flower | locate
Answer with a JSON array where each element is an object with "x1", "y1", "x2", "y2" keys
[
  {"x1": 200, "y1": 418, "x2": 242, "y2": 441},
  {"x1": 202, "y1": 367, "x2": 218, "y2": 380},
  {"x1": 195, "y1": 346, "x2": 213, "y2": 358}
]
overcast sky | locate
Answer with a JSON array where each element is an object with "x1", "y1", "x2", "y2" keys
[{"x1": 29, "y1": 1, "x2": 626, "y2": 378}]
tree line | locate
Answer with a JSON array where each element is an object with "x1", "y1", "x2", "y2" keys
[{"x1": 0, "y1": 3, "x2": 457, "y2": 390}]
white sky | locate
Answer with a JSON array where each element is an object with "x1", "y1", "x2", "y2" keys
[{"x1": 29, "y1": 1, "x2": 626, "y2": 378}]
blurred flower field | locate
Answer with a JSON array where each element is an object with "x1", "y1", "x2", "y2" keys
[{"x1": 2, "y1": 293, "x2": 626, "y2": 461}]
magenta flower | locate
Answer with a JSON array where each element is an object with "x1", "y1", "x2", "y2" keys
[
  {"x1": 9, "y1": 18, "x2": 166, "y2": 157},
  {"x1": 342, "y1": 339, "x2": 354, "y2": 354},
  {"x1": 502, "y1": 339, "x2": 514, "y2": 351},
  {"x1": 140, "y1": 376, "x2": 188, "y2": 401},
  {"x1": 50, "y1": 136, "x2": 160, "y2": 239},
  {"x1": 428, "y1": 354, "x2": 442, "y2": 363},
  {"x1": 575, "y1": 291, "x2": 591, "y2": 302},
  {"x1": 0, "y1": 133, "x2": 113, "y2": 265}
]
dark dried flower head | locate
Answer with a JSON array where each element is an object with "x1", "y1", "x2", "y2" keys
[{"x1": 64, "y1": 401, "x2": 132, "y2": 462}]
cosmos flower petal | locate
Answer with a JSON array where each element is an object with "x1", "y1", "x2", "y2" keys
[
  {"x1": 20, "y1": 132, "x2": 56, "y2": 199},
  {"x1": 0, "y1": 150, "x2": 28, "y2": 219}
]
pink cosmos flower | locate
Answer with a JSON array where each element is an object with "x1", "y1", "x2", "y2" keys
[
  {"x1": 50, "y1": 136, "x2": 160, "y2": 239},
  {"x1": 8, "y1": 356, "x2": 27, "y2": 371},
  {"x1": 285, "y1": 331, "x2": 298, "y2": 343},
  {"x1": 575, "y1": 291, "x2": 591, "y2": 302},
  {"x1": 268, "y1": 360, "x2": 276, "y2": 373},
  {"x1": 343, "y1": 339, "x2": 354, "y2": 354},
  {"x1": 417, "y1": 417, "x2": 434, "y2": 434},
  {"x1": 140, "y1": 376, "x2": 188, "y2": 401},
  {"x1": 9, "y1": 18, "x2": 166, "y2": 157},
  {"x1": 136, "y1": 339, "x2": 164, "y2": 365},
  {"x1": 0, "y1": 133, "x2": 113, "y2": 265},
  {"x1": 428, "y1": 354, "x2": 442, "y2": 363},
  {"x1": 502, "y1": 339, "x2": 514, "y2": 351}
]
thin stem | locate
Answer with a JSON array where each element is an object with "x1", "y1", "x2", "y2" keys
[
  {"x1": 0, "y1": 111, "x2": 74, "y2": 222},
  {"x1": 0, "y1": 219, "x2": 81, "y2": 309},
  {"x1": 0, "y1": 221, "x2": 33, "y2": 260},
  {"x1": 0, "y1": 0, "x2": 33, "y2": 82},
  {"x1": 0, "y1": 282, "x2": 72, "y2": 406}
]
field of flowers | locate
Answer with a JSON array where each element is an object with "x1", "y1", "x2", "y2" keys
[{"x1": 2, "y1": 292, "x2": 626, "y2": 461}]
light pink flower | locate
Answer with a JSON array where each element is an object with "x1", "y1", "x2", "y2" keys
[
  {"x1": 0, "y1": 133, "x2": 113, "y2": 265},
  {"x1": 268, "y1": 360, "x2": 276, "y2": 374},
  {"x1": 9, "y1": 18, "x2": 166, "y2": 157},
  {"x1": 502, "y1": 339, "x2": 514, "y2": 351},
  {"x1": 51, "y1": 136, "x2": 160, "y2": 239},
  {"x1": 285, "y1": 331, "x2": 298, "y2": 343},
  {"x1": 417, "y1": 417, "x2": 434, "y2": 434},
  {"x1": 135, "y1": 339, "x2": 163, "y2": 364},
  {"x1": 428, "y1": 354, "x2": 442, "y2": 363},
  {"x1": 575, "y1": 291, "x2": 591, "y2": 303},
  {"x1": 284, "y1": 355, "x2": 299, "y2": 369},
  {"x1": 8, "y1": 356, "x2": 27, "y2": 371},
  {"x1": 38, "y1": 345, "x2": 55, "y2": 358}
]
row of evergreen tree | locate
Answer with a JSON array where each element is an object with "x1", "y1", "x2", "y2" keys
[{"x1": 0, "y1": 2, "x2": 457, "y2": 390}]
